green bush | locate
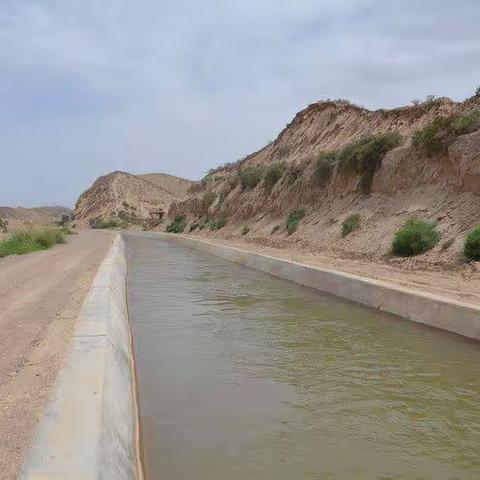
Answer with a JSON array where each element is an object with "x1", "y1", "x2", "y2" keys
[
  {"x1": 314, "y1": 152, "x2": 336, "y2": 186},
  {"x1": 338, "y1": 132, "x2": 402, "y2": 193},
  {"x1": 286, "y1": 209, "x2": 305, "y2": 235},
  {"x1": 452, "y1": 111, "x2": 480, "y2": 136},
  {"x1": 263, "y1": 163, "x2": 286, "y2": 191},
  {"x1": 210, "y1": 217, "x2": 228, "y2": 231},
  {"x1": 342, "y1": 214, "x2": 360, "y2": 237},
  {"x1": 392, "y1": 218, "x2": 441, "y2": 257},
  {"x1": 91, "y1": 218, "x2": 125, "y2": 229},
  {"x1": 241, "y1": 225, "x2": 250, "y2": 236},
  {"x1": 271, "y1": 224, "x2": 281, "y2": 235},
  {"x1": 201, "y1": 191, "x2": 217, "y2": 211},
  {"x1": 464, "y1": 227, "x2": 480, "y2": 261},
  {"x1": 0, "y1": 229, "x2": 66, "y2": 258},
  {"x1": 166, "y1": 215, "x2": 187, "y2": 233},
  {"x1": 239, "y1": 167, "x2": 264, "y2": 190},
  {"x1": 413, "y1": 112, "x2": 480, "y2": 156},
  {"x1": 285, "y1": 164, "x2": 302, "y2": 185}
]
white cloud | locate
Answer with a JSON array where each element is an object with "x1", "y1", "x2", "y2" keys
[{"x1": 0, "y1": 0, "x2": 479, "y2": 205}]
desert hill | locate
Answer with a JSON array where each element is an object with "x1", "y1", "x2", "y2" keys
[
  {"x1": 0, "y1": 205, "x2": 71, "y2": 225},
  {"x1": 73, "y1": 171, "x2": 194, "y2": 228},
  {"x1": 139, "y1": 173, "x2": 193, "y2": 197},
  {"x1": 169, "y1": 95, "x2": 480, "y2": 269}
]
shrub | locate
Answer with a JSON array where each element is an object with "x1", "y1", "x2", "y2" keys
[
  {"x1": 0, "y1": 229, "x2": 65, "y2": 258},
  {"x1": 91, "y1": 218, "x2": 124, "y2": 229},
  {"x1": 241, "y1": 225, "x2": 250, "y2": 236},
  {"x1": 337, "y1": 132, "x2": 402, "y2": 193},
  {"x1": 413, "y1": 117, "x2": 453, "y2": 155},
  {"x1": 286, "y1": 209, "x2": 305, "y2": 235},
  {"x1": 285, "y1": 164, "x2": 302, "y2": 185},
  {"x1": 392, "y1": 218, "x2": 441, "y2": 257},
  {"x1": 342, "y1": 214, "x2": 360, "y2": 237},
  {"x1": 452, "y1": 111, "x2": 480, "y2": 136},
  {"x1": 464, "y1": 227, "x2": 480, "y2": 261},
  {"x1": 166, "y1": 215, "x2": 187, "y2": 233},
  {"x1": 413, "y1": 112, "x2": 480, "y2": 157},
  {"x1": 263, "y1": 163, "x2": 286, "y2": 191},
  {"x1": 314, "y1": 152, "x2": 336, "y2": 186},
  {"x1": 210, "y1": 217, "x2": 228, "y2": 231},
  {"x1": 239, "y1": 167, "x2": 264, "y2": 190},
  {"x1": 475, "y1": 86, "x2": 480, "y2": 98},
  {"x1": 271, "y1": 224, "x2": 281, "y2": 235},
  {"x1": 189, "y1": 222, "x2": 200, "y2": 232},
  {"x1": 0, "y1": 218, "x2": 8, "y2": 233},
  {"x1": 201, "y1": 191, "x2": 217, "y2": 212}
]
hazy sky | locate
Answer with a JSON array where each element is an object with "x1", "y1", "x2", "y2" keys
[{"x1": 1, "y1": 0, "x2": 479, "y2": 207}]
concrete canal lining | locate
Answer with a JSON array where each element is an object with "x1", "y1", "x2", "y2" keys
[
  {"x1": 20, "y1": 235, "x2": 143, "y2": 480},
  {"x1": 147, "y1": 233, "x2": 480, "y2": 341}
]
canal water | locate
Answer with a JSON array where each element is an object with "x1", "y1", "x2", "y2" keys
[{"x1": 125, "y1": 234, "x2": 480, "y2": 480}]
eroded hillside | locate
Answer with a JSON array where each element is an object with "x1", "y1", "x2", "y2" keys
[
  {"x1": 169, "y1": 96, "x2": 480, "y2": 269},
  {"x1": 73, "y1": 171, "x2": 194, "y2": 228}
]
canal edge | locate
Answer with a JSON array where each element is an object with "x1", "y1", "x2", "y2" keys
[
  {"x1": 19, "y1": 234, "x2": 144, "y2": 480},
  {"x1": 152, "y1": 233, "x2": 480, "y2": 341}
]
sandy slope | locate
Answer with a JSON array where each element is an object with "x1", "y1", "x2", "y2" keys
[{"x1": 0, "y1": 230, "x2": 113, "y2": 480}]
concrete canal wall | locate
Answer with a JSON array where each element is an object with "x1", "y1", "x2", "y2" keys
[
  {"x1": 151, "y1": 233, "x2": 480, "y2": 341},
  {"x1": 20, "y1": 235, "x2": 143, "y2": 480}
]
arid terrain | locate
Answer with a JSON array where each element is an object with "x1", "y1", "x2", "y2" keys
[
  {"x1": 167, "y1": 96, "x2": 480, "y2": 272},
  {"x1": 0, "y1": 230, "x2": 113, "y2": 480},
  {"x1": 73, "y1": 171, "x2": 195, "y2": 228}
]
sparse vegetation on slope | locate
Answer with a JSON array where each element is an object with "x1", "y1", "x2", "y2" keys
[
  {"x1": 464, "y1": 227, "x2": 480, "y2": 261},
  {"x1": 286, "y1": 209, "x2": 305, "y2": 235},
  {"x1": 263, "y1": 163, "x2": 286, "y2": 191},
  {"x1": 285, "y1": 164, "x2": 302, "y2": 185},
  {"x1": 166, "y1": 215, "x2": 187, "y2": 233},
  {"x1": 0, "y1": 228, "x2": 66, "y2": 258},
  {"x1": 342, "y1": 214, "x2": 360, "y2": 237},
  {"x1": 91, "y1": 218, "x2": 125, "y2": 229},
  {"x1": 338, "y1": 132, "x2": 403, "y2": 194},
  {"x1": 314, "y1": 152, "x2": 336, "y2": 187},
  {"x1": 241, "y1": 225, "x2": 250, "y2": 236},
  {"x1": 210, "y1": 217, "x2": 228, "y2": 231},
  {"x1": 392, "y1": 218, "x2": 440, "y2": 257},
  {"x1": 413, "y1": 111, "x2": 480, "y2": 155},
  {"x1": 201, "y1": 191, "x2": 217, "y2": 212},
  {"x1": 239, "y1": 167, "x2": 264, "y2": 190}
]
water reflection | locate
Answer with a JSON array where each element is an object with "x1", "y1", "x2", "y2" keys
[{"x1": 125, "y1": 233, "x2": 480, "y2": 480}]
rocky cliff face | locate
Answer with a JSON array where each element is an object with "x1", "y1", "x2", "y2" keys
[
  {"x1": 73, "y1": 171, "x2": 194, "y2": 228},
  {"x1": 169, "y1": 96, "x2": 480, "y2": 267}
]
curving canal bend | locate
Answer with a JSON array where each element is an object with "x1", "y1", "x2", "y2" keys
[{"x1": 124, "y1": 233, "x2": 480, "y2": 480}]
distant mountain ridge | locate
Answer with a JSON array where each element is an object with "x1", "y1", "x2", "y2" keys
[{"x1": 0, "y1": 205, "x2": 72, "y2": 224}]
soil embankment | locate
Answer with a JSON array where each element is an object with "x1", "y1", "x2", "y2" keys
[
  {"x1": 0, "y1": 230, "x2": 113, "y2": 480},
  {"x1": 169, "y1": 96, "x2": 480, "y2": 271}
]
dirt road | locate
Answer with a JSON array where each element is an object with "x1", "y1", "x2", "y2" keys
[{"x1": 0, "y1": 229, "x2": 113, "y2": 480}]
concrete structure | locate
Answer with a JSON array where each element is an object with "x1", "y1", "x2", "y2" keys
[
  {"x1": 20, "y1": 235, "x2": 143, "y2": 480},
  {"x1": 150, "y1": 233, "x2": 480, "y2": 341}
]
